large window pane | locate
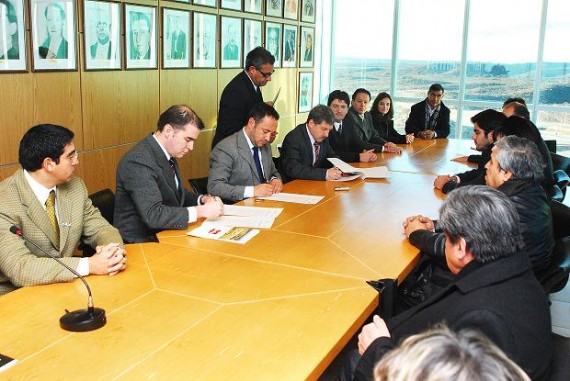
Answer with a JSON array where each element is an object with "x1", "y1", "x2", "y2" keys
[
  {"x1": 465, "y1": 0, "x2": 541, "y2": 103},
  {"x1": 397, "y1": 0, "x2": 464, "y2": 100},
  {"x1": 331, "y1": 0, "x2": 393, "y2": 97}
]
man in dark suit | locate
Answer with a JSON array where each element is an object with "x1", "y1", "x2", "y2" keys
[
  {"x1": 345, "y1": 186, "x2": 552, "y2": 381},
  {"x1": 114, "y1": 105, "x2": 223, "y2": 243},
  {"x1": 0, "y1": 0, "x2": 19, "y2": 60},
  {"x1": 213, "y1": 47, "x2": 276, "y2": 149},
  {"x1": 405, "y1": 83, "x2": 450, "y2": 139},
  {"x1": 279, "y1": 105, "x2": 342, "y2": 182},
  {"x1": 208, "y1": 103, "x2": 282, "y2": 202}
]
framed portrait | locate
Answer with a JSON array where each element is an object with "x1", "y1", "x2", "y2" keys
[
  {"x1": 264, "y1": 22, "x2": 281, "y2": 68},
  {"x1": 0, "y1": 0, "x2": 27, "y2": 72},
  {"x1": 220, "y1": 16, "x2": 241, "y2": 68},
  {"x1": 193, "y1": 12, "x2": 216, "y2": 68},
  {"x1": 125, "y1": 4, "x2": 157, "y2": 69},
  {"x1": 299, "y1": 26, "x2": 313, "y2": 68},
  {"x1": 243, "y1": 0, "x2": 261, "y2": 14},
  {"x1": 193, "y1": 0, "x2": 216, "y2": 8},
  {"x1": 31, "y1": 0, "x2": 77, "y2": 71},
  {"x1": 265, "y1": 0, "x2": 282, "y2": 18},
  {"x1": 220, "y1": 0, "x2": 241, "y2": 11},
  {"x1": 298, "y1": 71, "x2": 312, "y2": 113},
  {"x1": 281, "y1": 24, "x2": 296, "y2": 68},
  {"x1": 84, "y1": 0, "x2": 121, "y2": 71},
  {"x1": 162, "y1": 8, "x2": 191, "y2": 69},
  {"x1": 243, "y1": 19, "x2": 261, "y2": 66},
  {"x1": 301, "y1": 0, "x2": 315, "y2": 23},
  {"x1": 283, "y1": 0, "x2": 298, "y2": 20}
]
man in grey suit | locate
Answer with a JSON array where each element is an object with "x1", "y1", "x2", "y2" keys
[
  {"x1": 0, "y1": 124, "x2": 127, "y2": 296},
  {"x1": 208, "y1": 103, "x2": 283, "y2": 202},
  {"x1": 114, "y1": 105, "x2": 223, "y2": 243}
]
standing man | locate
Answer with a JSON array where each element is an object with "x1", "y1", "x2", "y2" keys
[
  {"x1": 114, "y1": 105, "x2": 223, "y2": 243},
  {"x1": 0, "y1": 124, "x2": 127, "y2": 296},
  {"x1": 434, "y1": 109, "x2": 505, "y2": 193},
  {"x1": 279, "y1": 105, "x2": 342, "y2": 182},
  {"x1": 405, "y1": 83, "x2": 450, "y2": 139},
  {"x1": 0, "y1": 0, "x2": 19, "y2": 59},
  {"x1": 208, "y1": 103, "x2": 282, "y2": 202},
  {"x1": 212, "y1": 47, "x2": 275, "y2": 149},
  {"x1": 90, "y1": 7, "x2": 113, "y2": 59},
  {"x1": 342, "y1": 88, "x2": 402, "y2": 154},
  {"x1": 327, "y1": 90, "x2": 377, "y2": 163}
]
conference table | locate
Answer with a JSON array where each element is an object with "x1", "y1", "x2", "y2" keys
[{"x1": 0, "y1": 139, "x2": 475, "y2": 380}]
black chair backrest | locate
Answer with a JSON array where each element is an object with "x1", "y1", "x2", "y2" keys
[
  {"x1": 550, "y1": 199, "x2": 570, "y2": 240},
  {"x1": 551, "y1": 152, "x2": 570, "y2": 175},
  {"x1": 89, "y1": 188, "x2": 115, "y2": 225},
  {"x1": 188, "y1": 177, "x2": 209, "y2": 195}
]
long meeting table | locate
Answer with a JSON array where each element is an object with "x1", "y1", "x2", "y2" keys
[{"x1": 0, "y1": 139, "x2": 475, "y2": 380}]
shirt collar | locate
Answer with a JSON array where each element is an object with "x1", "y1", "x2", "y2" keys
[
  {"x1": 305, "y1": 124, "x2": 316, "y2": 145},
  {"x1": 242, "y1": 128, "x2": 255, "y2": 150},
  {"x1": 333, "y1": 122, "x2": 342, "y2": 131},
  {"x1": 152, "y1": 133, "x2": 171, "y2": 161},
  {"x1": 245, "y1": 70, "x2": 259, "y2": 93},
  {"x1": 23, "y1": 170, "x2": 56, "y2": 209}
]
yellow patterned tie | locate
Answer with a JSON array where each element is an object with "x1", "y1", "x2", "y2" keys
[{"x1": 46, "y1": 190, "x2": 60, "y2": 247}]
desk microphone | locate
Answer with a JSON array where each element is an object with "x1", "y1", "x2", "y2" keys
[{"x1": 9, "y1": 225, "x2": 106, "y2": 332}]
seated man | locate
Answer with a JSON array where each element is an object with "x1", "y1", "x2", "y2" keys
[
  {"x1": 0, "y1": 124, "x2": 127, "y2": 296},
  {"x1": 279, "y1": 105, "x2": 342, "y2": 182},
  {"x1": 434, "y1": 109, "x2": 505, "y2": 193},
  {"x1": 327, "y1": 90, "x2": 377, "y2": 163},
  {"x1": 405, "y1": 83, "x2": 450, "y2": 139},
  {"x1": 208, "y1": 103, "x2": 283, "y2": 202},
  {"x1": 114, "y1": 105, "x2": 223, "y2": 243},
  {"x1": 347, "y1": 186, "x2": 552, "y2": 381},
  {"x1": 342, "y1": 88, "x2": 402, "y2": 154}
]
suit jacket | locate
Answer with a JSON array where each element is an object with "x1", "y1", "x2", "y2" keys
[
  {"x1": 354, "y1": 254, "x2": 552, "y2": 381},
  {"x1": 170, "y1": 32, "x2": 186, "y2": 59},
  {"x1": 213, "y1": 71, "x2": 263, "y2": 148},
  {"x1": 279, "y1": 123, "x2": 336, "y2": 183},
  {"x1": 404, "y1": 99, "x2": 450, "y2": 138},
  {"x1": 223, "y1": 42, "x2": 238, "y2": 60},
  {"x1": 328, "y1": 124, "x2": 360, "y2": 163},
  {"x1": 90, "y1": 41, "x2": 112, "y2": 59},
  {"x1": 114, "y1": 134, "x2": 200, "y2": 243},
  {"x1": 371, "y1": 113, "x2": 407, "y2": 144},
  {"x1": 0, "y1": 170, "x2": 122, "y2": 296},
  {"x1": 342, "y1": 108, "x2": 387, "y2": 153},
  {"x1": 39, "y1": 37, "x2": 68, "y2": 59},
  {"x1": 208, "y1": 130, "x2": 281, "y2": 201}
]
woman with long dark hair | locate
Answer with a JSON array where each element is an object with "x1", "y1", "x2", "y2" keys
[{"x1": 370, "y1": 92, "x2": 414, "y2": 144}]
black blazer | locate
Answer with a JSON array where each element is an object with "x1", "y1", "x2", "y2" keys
[
  {"x1": 213, "y1": 71, "x2": 263, "y2": 148},
  {"x1": 371, "y1": 113, "x2": 407, "y2": 144},
  {"x1": 354, "y1": 254, "x2": 552, "y2": 381},
  {"x1": 279, "y1": 123, "x2": 336, "y2": 183},
  {"x1": 404, "y1": 99, "x2": 450, "y2": 138},
  {"x1": 342, "y1": 108, "x2": 387, "y2": 153},
  {"x1": 328, "y1": 124, "x2": 360, "y2": 163},
  {"x1": 442, "y1": 143, "x2": 493, "y2": 193}
]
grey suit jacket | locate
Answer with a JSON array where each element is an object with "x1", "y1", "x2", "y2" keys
[
  {"x1": 208, "y1": 130, "x2": 281, "y2": 202},
  {"x1": 0, "y1": 170, "x2": 122, "y2": 296},
  {"x1": 114, "y1": 134, "x2": 200, "y2": 243},
  {"x1": 342, "y1": 108, "x2": 387, "y2": 153}
]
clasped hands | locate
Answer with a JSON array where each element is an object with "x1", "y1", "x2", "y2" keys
[
  {"x1": 89, "y1": 243, "x2": 127, "y2": 276},
  {"x1": 403, "y1": 214, "x2": 435, "y2": 237},
  {"x1": 419, "y1": 130, "x2": 436, "y2": 140}
]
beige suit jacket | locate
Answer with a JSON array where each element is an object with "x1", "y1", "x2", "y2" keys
[{"x1": 0, "y1": 170, "x2": 122, "y2": 296}]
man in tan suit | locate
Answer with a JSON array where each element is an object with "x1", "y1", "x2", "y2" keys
[{"x1": 0, "y1": 124, "x2": 127, "y2": 296}]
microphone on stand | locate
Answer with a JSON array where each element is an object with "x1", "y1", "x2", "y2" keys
[{"x1": 9, "y1": 225, "x2": 106, "y2": 332}]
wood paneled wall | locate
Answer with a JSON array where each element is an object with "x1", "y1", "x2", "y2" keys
[{"x1": 0, "y1": 0, "x2": 313, "y2": 195}]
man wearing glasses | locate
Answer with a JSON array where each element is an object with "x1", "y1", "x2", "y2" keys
[{"x1": 212, "y1": 47, "x2": 276, "y2": 149}]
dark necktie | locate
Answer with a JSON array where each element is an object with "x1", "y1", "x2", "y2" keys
[
  {"x1": 168, "y1": 159, "x2": 180, "y2": 190},
  {"x1": 252, "y1": 147, "x2": 266, "y2": 183},
  {"x1": 46, "y1": 190, "x2": 60, "y2": 247},
  {"x1": 313, "y1": 142, "x2": 320, "y2": 166}
]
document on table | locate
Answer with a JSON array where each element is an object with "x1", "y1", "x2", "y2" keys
[
  {"x1": 224, "y1": 205, "x2": 283, "y2": 218},
  {"x1": 207, "y1": 215, "x2": 276, "y2": 228},
  {"x1": 328, "y1": 158, "x2": 390, "y2": 180},
  {"x1": 257, "y1": 192, "x2": 324, "y2": 204},
  {"x1": 188, "y1": 221, "x2": 259, "y2": 244}
]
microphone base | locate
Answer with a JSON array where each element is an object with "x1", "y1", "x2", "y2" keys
[{"x1": 60, "y1": 307, "x2": 106, "y2": 332}]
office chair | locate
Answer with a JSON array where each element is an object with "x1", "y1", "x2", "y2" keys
[
  {"x1": 188, "y1": 177, "x2": 209, "y2": 195},
  {"x1": 79, "y1": 188, "x2": 116, "y2": 257}
]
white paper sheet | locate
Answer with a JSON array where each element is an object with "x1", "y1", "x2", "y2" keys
[
  {"x1": 223, "y1": 205, "x2": 283, "y2": 218},
  {"x1": 257, "y1": 192, "x2": 324, "y2": 204},
  {"x1": 187, "y1": 221, "x2": 259, "y2": 244},
  {"x1": 328, "y1": 158, "x2": 390, "y2": 179},
  {"x1": 207, "y1": 215, "x2": 275, "y2": 229}
]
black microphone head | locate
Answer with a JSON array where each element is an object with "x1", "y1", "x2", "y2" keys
[{"x1": 9, "y1": 225, "x2": 21, "y2": 235}]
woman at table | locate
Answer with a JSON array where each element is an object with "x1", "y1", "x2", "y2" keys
[{"x1": 370, "y1": 92, "x2": 414, "y2": 144}]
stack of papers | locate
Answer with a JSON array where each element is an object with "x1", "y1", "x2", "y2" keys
[
  {"x1": 257, "y1": 192, "x2": 324, "y2": 204},
  {"x1": 328, "y1": 158, "x2": 390, "y2": 180},
  {"x1": 188, "y1": 222, "x2": 259, "y2": 244}
]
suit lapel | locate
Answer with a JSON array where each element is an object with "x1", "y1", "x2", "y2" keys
[
  {"x1": 146, "y1": 135, "x2": 181, "y2": 201},
  {"x1": 237, "y1": 131, "x2": 260, "y2": 182}
]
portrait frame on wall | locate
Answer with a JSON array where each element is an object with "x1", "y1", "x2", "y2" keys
[
  {"x1": 283, "y1": 0, "x2": 298, "y2": 20},
  {"x1": 243, "y1": 19, "x2": 262, "y2": 66},
  {"x1": 125, "y1": 4, "x2": 157, "y2": 70},
  {"x1": 264, "y1": 21, "x2": 281, "y2": 68},
  {"x1": 162, "y1": 8, "x2": 191, "y2": 69},
  {"x1": 301, "y1": 0, "x2": 315, "y2": 23},
  {"x1": 265, "y1": 0, "x2": 282, "y2": 18},
  {"x1": 84, "y1": 0, "x2": 122, "y2": 71},
  {"x1": 243, "y1": 0, "x2": 262, "y2": 14},
  {"x1": 31, "y1": 0, "x2": 77, "y2": 71},
  {"x1": 220, "y1": 0, "x2": 241, "y2": 11},
  {"x1": 0, "y1": 0, "x2": 27, "y2": 72},
  {"x1": 193, "y1": 0, "x2": 216, "y2": 8},
  {"x1": 299, "y1": 25, "x2": 313, "y2": 68},
  {"x1": 298, "y1": 71, "x2": 312, "y2": 113},
  {"x1": 193, "y1": 12, "x2": 217, "y2": 68},
  {"x1": 220, "y1": 16, "x2": 242, "y2": 68},
  {"x1": 281, "y1": 24, "x2": 296, "y2": 67}
]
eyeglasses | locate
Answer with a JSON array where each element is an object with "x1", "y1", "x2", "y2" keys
[
  {"x1": 66, "y1": 151, "x2": 79, "y2": 161},
  {"x1": 255, "y1": 67, "x2": 275, "y2": 78}
]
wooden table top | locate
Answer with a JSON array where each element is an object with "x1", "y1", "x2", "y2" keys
[{"x1": 0, "y1": 139, "x2": 475, "y2": 380}]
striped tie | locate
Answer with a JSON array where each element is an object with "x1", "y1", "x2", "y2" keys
[{"x1": 46, "y1": 190, "x2": 60, "y2": 246}]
